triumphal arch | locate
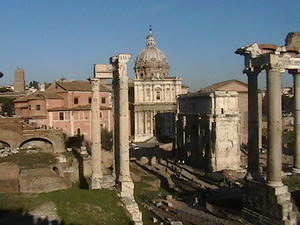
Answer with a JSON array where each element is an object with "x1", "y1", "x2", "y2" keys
[{"x1": 236, "y1": 32, "x2": 300, "y2": 225}]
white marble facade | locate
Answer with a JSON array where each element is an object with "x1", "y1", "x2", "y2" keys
[{"x1": 132, "y1": 28, "x2": 186, "y2": 142}]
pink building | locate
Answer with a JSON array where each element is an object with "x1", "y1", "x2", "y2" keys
[{"x1": 14, "y1": 80, "x2": 113, "y2": 141}]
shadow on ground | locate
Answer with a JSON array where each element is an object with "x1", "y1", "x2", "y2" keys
[
  {"x1": 0, "y1": 208, "x2": 80, "y2": 225},
  {"x1": 130, "y1": 146, "x2": 174, "y2": 160}
]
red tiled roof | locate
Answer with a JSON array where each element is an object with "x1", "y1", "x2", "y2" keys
[
  {"x1": 199, "y1": 79, "x2": 248, "y2": 93},
  {"x1": 55, "y1": 80, "x2": 112, "y2": 92},
  {"x1": 14, "y1": 91, "x2": 63, "y2": 102}
]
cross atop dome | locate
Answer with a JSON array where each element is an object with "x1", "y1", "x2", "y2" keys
[
  {"x1": 146, "y1": 25, "x2": 156, "y2": 47},
  {"x1": 135, "y1": 26, "x2": 169, "y2": 79}
]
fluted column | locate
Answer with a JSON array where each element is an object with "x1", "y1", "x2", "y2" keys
[
  {"x1": 292, "y1": 70, "x2": 300, "y2": 173},
  {"x1": 90, "y1": 78, "x2": 102, "y2": 189},
  {"x1": 246, "y1": 70, "x2": 260, "y2": 179},
  {"x1": 112, "y1": 54, "x2": 133, "y2": 197},
  {"x1": 266, "y1": 66, "x2": 283, "y2": 187}
]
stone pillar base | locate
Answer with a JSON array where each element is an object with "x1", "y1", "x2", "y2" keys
[
  {"x1": 117, "y1": 180, "x2": 135, "y2": 198},
  {"x1": 118, "y1": 180, "x2": 143, "y2": 225},
  {"x1": 121, "y1": 196, "x2": 143, "y2": 225},
  {"x1": 89, "y1": 175, "x2": 115, "y2": 190},
  {"x1": 243, "y1": 179, "x2": 297, "y2": 225}
]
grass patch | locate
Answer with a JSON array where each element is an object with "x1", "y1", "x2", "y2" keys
[
  {"x1": 0, "y1": 186, "x2": 131, "y2": 225},
  {"x1": 0, "y1": 152, "x2": 57, "y2": 168},
  {"x1": 283, "y1": 175, "x2": 300, "y2": 191},
  {"x1": 134, "y1": 182, "x2": 169, "y2": 225}
]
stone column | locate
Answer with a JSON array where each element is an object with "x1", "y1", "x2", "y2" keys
[
  {"x1": 90, "y1": 78, "x2": 102, "y2": 189},
  {"x1": 293, "y1": 70, "x2": 300, "y2": 173},
  {"x1": 112, "y1": 54, "x2": 133, "y2": 197},
  {"x1": 266, "y1": 67, "x2": 283, "y2": 187},
  {"x1": 182, "y1": 115, "x2": 187, "y2": 146},
  {"x1": 197, "y1": 117, "x2": 202, "y2": 158},
  {"x1": 246, "y1": 70, "x2": 260, "y2": 179}
]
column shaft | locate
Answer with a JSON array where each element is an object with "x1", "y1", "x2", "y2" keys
[
  {"x1": 119, "y1": 75, "x2": 131, "y2": 181},
  {"x1": 91, "y1": 78, "x2": 102, "y2": 183},
  {"x1": 112, "y1": 54, "x2": 132, "y2": 185},
  {"x1": 247, "y1": 73, "x2": 260, "y2": 179},
  {"x1": 294, "y1": 72, "x2": 300, "y2": 171},
  {"x1": 266, "y1": 68, "x2": 283, "y2": 186}
]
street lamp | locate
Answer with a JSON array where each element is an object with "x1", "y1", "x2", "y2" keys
[{"x1": 0, "y1": 72, "x2": 3, "y2": 78}]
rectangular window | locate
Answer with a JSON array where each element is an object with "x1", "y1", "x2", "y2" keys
[
  {"x1": 36, "y1": 105, "x2": 41, "y2": 110},
  {"x1": 59, "y1": 112, "x2": 64, "y2": 120},
  {"x1": 101, "y1": 97, "x2": 106, "y2": 104},
  {"x1": 74, "y1": 97, "x2": 79, "y2": 104},
  {"x1": 88, "y1": 97, "x2": 92, "y2": 104},
  {"x1": 100, "y1": 112, "x2": 102, "y2": 118},
  {"x1": 156, "y1": 92, "x2": 161, "y2": 100}
]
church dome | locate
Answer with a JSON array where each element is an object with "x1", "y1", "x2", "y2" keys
[{"x1": 135, "y1": 28, "x2": 169, "y2": 79}]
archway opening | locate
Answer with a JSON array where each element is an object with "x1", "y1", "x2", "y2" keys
[
  {"x1": 20, "y1": 138, "x2": 54, "y2": 152},
  {"x1": 0, "y1": 141, "x2": 10, "y2": 149}
]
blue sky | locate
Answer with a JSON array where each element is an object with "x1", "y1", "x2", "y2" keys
[{"x1": 0, "y1": 0, "x2": 299, "y2": 90}]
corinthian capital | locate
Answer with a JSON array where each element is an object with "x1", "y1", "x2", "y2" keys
[
  {"x1": 267, "y1": 63, "x2": 285, "y2": 73},
  {"x1": 90, "y1": 78, "x2": 101, "y2": 91}
]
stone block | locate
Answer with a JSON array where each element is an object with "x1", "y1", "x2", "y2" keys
[
  {"x1": 0, "y1": 162, "x2": 20, "y2": 179},
  {"x1": 139, "y1": 156, "x2": 148, "y2": 165},
  {"x1": 167, "y1": 201, "x2": 173, "y2": 207},
  {"x1": 170, "y1": 222, "x2": 183, "y2": 225},
  {"x1": 19, "y1": 168, "x2": 71, "y2": 193},
  {"x1": 165, "y1": 195, "x2": 172, "y2": 200},
  {"x1": 0, "y1": 179, "x2": 19, "y2": 193},
  {"x1": 149, "y1": 156, "x2": 157, "y2": 166},
  {"x1": 0, "y1": 162, "x2": 20, "y2": 193},
  {"x1": 56, "y1": 154, "x2": 67, "y2": 163},
  {"x1": 119, "y1": 181, "x2": 134, "y2": 198},
  {"x1": 244, "y1": 180, "x2": 296, "y2": 225},
  {"x1": 267, "y1": 185, "x2": 288, "y2": 195}
]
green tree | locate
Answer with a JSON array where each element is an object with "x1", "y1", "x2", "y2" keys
[
  {"x1": 0, "y1": 97, "x2": 15, "y2": 116},
  {"x1": 29, "y1": 80, "x2": 39, "y2": 89},
  {"x1": 101, "y1": 128, "x2": 113, "y2": 151},
  {"x1": 282, "y1": 95, "x2": 293, "y2": 114},
  {"x1": 0, "y1": 87, "x2": 12, "y2": 93}
]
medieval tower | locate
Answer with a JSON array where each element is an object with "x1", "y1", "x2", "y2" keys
[{"x1": 14, "y1": 67, "x2": 25, "y2": 92}]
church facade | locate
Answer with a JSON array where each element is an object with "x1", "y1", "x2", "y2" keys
[{"x1": 131, "y1": 29, "x2": 187, "y2": 142}]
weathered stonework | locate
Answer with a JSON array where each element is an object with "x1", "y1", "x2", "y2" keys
[
  {"x1": 236, "y1": 32, "x2": 299, "y2": 225},
  {"x1": 243, "y1": 180, "x2": 297, "y2": 225},
  {"x1": 177, "y1": 91, "x2": 240, "y2": 172},
  {"x1": 93, "y1": 53, "x2": 143, "y2": 224},
  {"x1": 0, "y1": 117, "x2": 65, "y2": 153},
  {"x1": 14, "y1": 67, "x2": 25, "y2": 92},
  {"x1": 0, "y1": 162, "x2": 20, "y2": 193}
]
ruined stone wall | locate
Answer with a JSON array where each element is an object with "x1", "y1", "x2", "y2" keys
[{"x1": 212, "y1": 116, "x2": 240, "y2": 171}]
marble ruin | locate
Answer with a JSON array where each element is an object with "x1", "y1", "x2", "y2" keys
[
  {"x1": 90, "y1": 54, "x2": 143, "y2": 224},
  {"x1": 235, "y1": 32, "x2": 300, "y2": 225},
  {"x1": 177, "y1": 91, "x2": 240, "y2": 172}
]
